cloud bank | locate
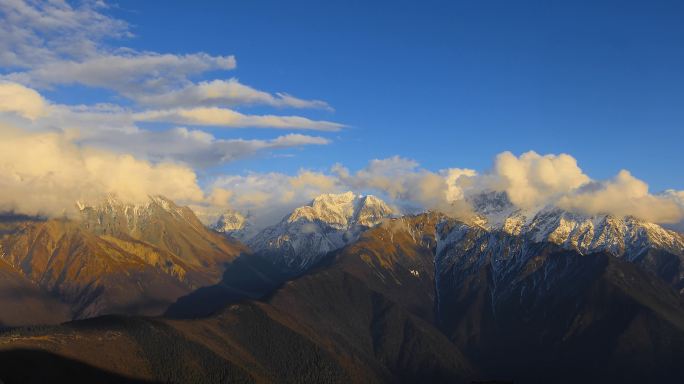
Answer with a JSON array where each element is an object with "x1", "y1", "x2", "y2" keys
[
  {"x1": 0, "y1": 82, "x2": 332, "y2": 168},
  {"x1": 197, "y1": 151, "x2": 684, "y2": 229},
  {"x1": 0, "y1": 125, "x2": 204, "y2": 217},
  {"x1": 1, "y1": 116, "x2": 682, "y2": 228}
]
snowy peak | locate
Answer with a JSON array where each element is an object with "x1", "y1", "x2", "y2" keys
[
  {"x1": 77, "y1": 194, "x2": 186, "y2": 218},
  {"x1": 466, "y1": 190, "x2": 684, "y2": 256},
  {"x1": 523, "y1": 209, "x2": 684, "y2": 257},
  {"x1": 467, "y1": 191, "x2": 529, "y2": 230},
  {"x1": 77, "y1": 194, "x2": 203, "y2": 234},
  {"x1": 210, "y1": 210, "x2": 253, "y2": 240},
  {"x1": 287, "y1": 192, "x2": 394, "y2": 229},
  {"x1": 446, "y1": 191, "x2": 684, "y2": 294},
  {"x1": 248, "y1": 192, "x2": 395, "y2": 272},
  {"x1": 355, "y1": 195, "x2": 395, "y2": 227},
  {"x1": 468, "y1": 191, "x2": 515, "y2": 216},
  {"x1": 211, "y1": 211, "x2": 248, "y2": 233}
]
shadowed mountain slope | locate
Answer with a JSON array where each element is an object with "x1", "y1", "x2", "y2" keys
[
  {"x1": 0, "y1": 258, "x2": 70, "y2": 327},
  {"x1": 0, "y1": 297, "x2": 475, "y2": 384},
  {"x1": 436, "y1": 220, "x2": 684, "y2": 383}
]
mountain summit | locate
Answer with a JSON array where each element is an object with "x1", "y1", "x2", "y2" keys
[
  {"x1": 210, "y1": 210, "x2": 253, "y2": 240},
  {"x1": 468, "y1": 191, "x2": 684, "y2": 292},
  {"x1": 248, "y1": 192, "x2": 395, "y2": 272}
]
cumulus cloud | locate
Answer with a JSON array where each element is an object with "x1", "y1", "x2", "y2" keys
[
  {"x1": 202, "y1": 170, "x2": 343, "y2": 229},
  {"x1": 0, "y1": 81, "x2": 48, "y2": 120},
  {"x1": 199, "y1": 157, "x2": 476, "y2": 230},
  {"x1": 443, "y1": 168, "x2": 478, "y2": 201},
  {"x1": 196, "y1": 152, "x2": 684, "y2": 229},
  {"x1": 459, "y1": 151, "x2": 684, "y2": 223},
  {"x1": 332, "y1": 157, "x2": 473, "y2": 217},
  {"x1": 490, "y1": 151, "x2": 591, "y2": 209},
  {"x1": 0, "y1": 125, "x2": 205, "y2": 217},
  {"x1": 557, "y1": 170, "x2": 684, "y2": 223}
]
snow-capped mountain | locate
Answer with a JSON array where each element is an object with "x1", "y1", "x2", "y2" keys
[
  {"x1": 248, "y1": 191, "x2": 395, "y2": 271},
  {"x1": 469, "y1": 191, "x2": 684, "y2": 258},
  {"x1": 445, "y1": 191, "x2": 684, "y2": 293},
  {"x1": 77, "y1": 194, "x2": 246, "y2": 271},
  {"x1": 210, "y1": 210, "x2": 253, "y2": 240},
  {"x1": 78, "y1": 195, "x2": 199, "y2": 234}
]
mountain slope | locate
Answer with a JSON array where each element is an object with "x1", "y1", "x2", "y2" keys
[
  {"x1": 471, "y1": 191, "x2": 684, "y2": 292},
  {"x1": 435, "y1": 219, "x2": 684, "y2": 383},
  {"x1": 1, "y1": 279, "x2": 475, "y2": 383},
  {"x1": 5, "y1": 207, "x2": 684, "y2": 383},
  {"x1": 0, "y1": 258, "x2": 70, "y2": 327},
  {"x1": 325, "y1": 212, "x2": 444, "y2": 322},
  {"x1": 79, "y1": 195, "x2": 246, "y2": 279},
  {"x1": 210, "y1": 210, "x2": 253, "y2": 240},
  {"x1": 165, "y1": 212, "x2": 476, "y2": 382},
  {"x1": 166, "y1": 212, "x2": 441, "y2": 320},
  {"x1": 0, "y1": 196, "x2": 247, "y2": 321},
  {"x1": 1, "y1": 218, "x2": 192, "y2": 318}
]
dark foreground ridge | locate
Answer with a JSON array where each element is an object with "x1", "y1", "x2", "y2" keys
[{"x1": 0, "y1": 349, "x2": 157, "y2": 384}]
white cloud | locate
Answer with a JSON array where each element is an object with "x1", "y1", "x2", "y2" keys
[
  {"x1": 133, "y1": 78, "x2": 332, "y2": 110},
  {"x1": 1, "y1": 0, "x2": 338, "y2": 123},
  {"x1": 198, "y1": 153, "x2": 684, "y2": 228},
  {"x1": 0, "y1": 2, "x2": 342, "y2": 219},
  {"x1": 0, "y1": 81, "x2": 48, "y2": 119},
  {"x1": 6, "y1": 52, "x2": 237, "y2": 96},
  {"x1": 200, "y1": 157, "x2": 475, "y2": 229},
  {"x1": 443, "y1": 168, "x2": 478, "y2": 202},
  {"x1": 0, "y1": 125, "x2": 205, "y2": 217},
  {"x1": 1, "y1": 0, "x2": 234, "y2": 95},
  {"x1": 490, "y1": 151, "x2": 591, "y2": 209},
  {"x1": 204, "y1": 170, "x2": 343, "y2": 229},
  {"x1": 333, "y1": 156, "x2": 473, "y2": 217},
  {"x1": 0, "y1": 0, "x2": 129, "y2": 67},
  {"x1": 0, "y1": 82, "x2": 334, "y2": 168},
  {"x1": 134, "y1": 107, "x2": 344, "y2": 131},
  {"x1": 3, "y1": 3, "x2": 680, "y2": 228},
  {"x1": 557, "y1": 170, "x2": 684, "y2": 223},
  {"x1": 77, "y1": 128, "x2": 330, "y2": 168}
]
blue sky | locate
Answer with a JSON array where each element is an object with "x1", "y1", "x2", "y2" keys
[
  {"x1": 1, "y1": 0, "x2": 683, "y2": 224},
  {"x1": 96, "y1": 0, "x2": 684, "y2": 191}
]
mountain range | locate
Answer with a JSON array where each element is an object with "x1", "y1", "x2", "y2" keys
[{"x1": 1, "y1": 191, "x2": 684, "y2": 383}]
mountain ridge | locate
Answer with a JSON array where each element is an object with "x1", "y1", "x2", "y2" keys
[
  {"x1": 247, "y1": 191, "x2": 395, "y2": 272},
  {"x1": 0, "y1": 195, "x2": 247, "y2": 322}
]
